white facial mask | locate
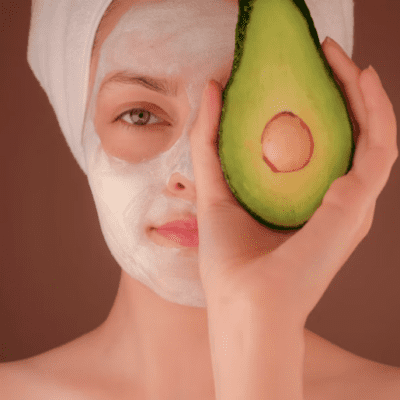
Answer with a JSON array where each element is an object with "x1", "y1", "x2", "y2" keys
[
  {"x1": 82, "y1": 0, "x2": 354, "y2": 308},
  {"x1": 82, "y1": 0, "x2": 238, "y2": 308}
]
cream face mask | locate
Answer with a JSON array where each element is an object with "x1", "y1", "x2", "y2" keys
[
  {"x1": 82, "y1": 0, "x2": 238, "y2": 308},
  {"x1": 82, "y1": 0, "x2": 352, "y2": 308}
]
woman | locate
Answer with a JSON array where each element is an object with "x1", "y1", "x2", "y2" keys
[{"x1": 1, "y1": 0, "x2": 398, "y2": 398}]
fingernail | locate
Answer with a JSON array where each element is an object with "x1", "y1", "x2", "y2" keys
[{"x1": 325, "y1": 36, "x2": 351, "y2": 59}]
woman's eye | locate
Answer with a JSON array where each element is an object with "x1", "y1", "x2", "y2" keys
[{"x1": 115, "y1": 108, "x2": 166, "y2": 129}]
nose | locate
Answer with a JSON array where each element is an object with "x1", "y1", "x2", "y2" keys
[{"x1": 164, "y1": 172, "x2": 197, "y2": 203}]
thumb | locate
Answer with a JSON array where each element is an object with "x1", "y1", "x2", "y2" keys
[{"x1": 190, "y1": 80, "x2": 238, "y2": 214}]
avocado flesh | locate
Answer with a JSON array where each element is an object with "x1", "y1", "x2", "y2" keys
[{"x1": 218, "y1": 0, "x2": 355, "y2": 230}]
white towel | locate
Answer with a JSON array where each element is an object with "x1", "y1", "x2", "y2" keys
[
  {"x1": 27, "y1": 0, "x2": 354, "y2": 176},
  {"x1": 27, "y1": 0, "x2": 113, "y2": 174}
]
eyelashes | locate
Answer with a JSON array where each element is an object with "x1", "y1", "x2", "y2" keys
[{"x1": 115, "y1": 107, "x2": 170, "y2": 130}]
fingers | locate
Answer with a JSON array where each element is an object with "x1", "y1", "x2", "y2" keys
[
  {"x1": 271, "y1": 63, "x2": 398, "y2": 297},
  {"x1": 351, "y1": 67, "x2": 398, "y2": 200},
  {"x1": 359, "y1": 66, "x2": 398, "y2": 155},
  {"x1": 190, "y1": 80, "x2": 238, "y2": 213},
  {"x1": 322, "y1": 37, "x2": 362, "y2": 93},
  {"x1": 321, "y1": 39, "x2": 398, "y2": 223},
  {"x1": 321, "y1": 38, "x2": 398, "y2": 217},
  {"x1": 322, "y1": 37, "x2": 367, "y2": 147}
]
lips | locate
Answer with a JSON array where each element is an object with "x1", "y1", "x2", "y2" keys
[{"x1": 155, "y1": 217, "x2": 199, "y2": 247}]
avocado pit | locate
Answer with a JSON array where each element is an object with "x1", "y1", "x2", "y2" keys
[{"x1": 261, "y1": 112, "x2": 314, "y2": 173}]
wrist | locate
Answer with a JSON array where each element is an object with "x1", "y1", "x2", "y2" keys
[{"x1": 207, "y1": 300, "x2": 306, "y2": 400}]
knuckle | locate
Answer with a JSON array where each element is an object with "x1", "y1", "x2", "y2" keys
[
  {"x1": 323, "y1": 175, "x2": 366, "y2": 225},
  {"x1": 364, "y1": 202, "x2": 376, "y2": 235},
  {"x1": 377, "y1": 146, "x2": 399, "y2": 167},
  {"x1": 328, "y1": 199, "x2": 362, "y2": 228}
]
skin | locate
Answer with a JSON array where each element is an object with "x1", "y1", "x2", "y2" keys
[
  {"x1": 85, "y1": 0, "x2": 398, "y2": 398},
  {"x1": 1, "y1": 0, "x2": 398, "y2": 399},
  {"x1": 88, "y1": 0, "x2": 239, "y2": 397},
  {"x1": 190, "y1": 55, "x2": 398, "y2": 398},
  {"x1": 87, "y1": 2, "x2": 241, "y2": 397}
]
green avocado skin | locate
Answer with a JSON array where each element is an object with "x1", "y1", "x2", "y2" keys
[{"x1": 218, "y1": 0, "x2": 355, "y2": 230}]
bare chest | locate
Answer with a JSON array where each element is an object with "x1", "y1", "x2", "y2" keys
[
  {"x1": 2, "y1": 370, "x2": 398, "y2": 400},
  {"x1": 2, "y1": 349, "x2": 400, "y2": 400}
]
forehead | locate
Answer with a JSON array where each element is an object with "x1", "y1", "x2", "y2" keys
[
  {"x1": 94, "y1": 0, "x2": 152, "y2": 57},
  {"x1": 90, "y1": 0, "x2": 157, "y2": 91},
  {"x1": 88, "y1": 0, "x2": 237, "y2": 103},
  {"x1": 93, "y1": 0, "x2": 237, "y2": 59}
]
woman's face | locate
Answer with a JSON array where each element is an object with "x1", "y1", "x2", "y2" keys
[
  {"x1": 83, "y1": 0, "x2": 239, "y2": 308},
  {"x1": 89, "y1": 0, "x2": 236, "y2": 163}
]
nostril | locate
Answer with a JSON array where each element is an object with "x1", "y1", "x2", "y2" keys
[{"x1": 176, "y1": 183, "x2": 185, "y2": 190}]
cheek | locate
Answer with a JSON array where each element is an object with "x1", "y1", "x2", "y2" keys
[{"x1": 96, "y1": 122, "x2": 176, "y2": 164}]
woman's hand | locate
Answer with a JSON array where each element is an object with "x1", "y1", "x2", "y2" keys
[{"x1": 190, "y1": 37, "x2": 398, "y2": 325}]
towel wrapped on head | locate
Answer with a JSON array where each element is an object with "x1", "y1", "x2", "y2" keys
[{"x1": 27, "y1": 0, "x2": 354, "y2": 175}]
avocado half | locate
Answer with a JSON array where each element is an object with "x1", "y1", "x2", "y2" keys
[{"x1": 218, "y1": 0, "x2": 355, "y2": 230}]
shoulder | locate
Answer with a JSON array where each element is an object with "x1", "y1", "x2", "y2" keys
[
  {"x1": 0, "y1": 333, "x2": 135, "y2": 400},
  {"x1": 356, "y1": 360, "x2": 400, "y2": 399},
  {"x1": 303, "y1": 328, "x2": 400, "y2": 399},
  {"x1": 307, "y1": 357, "x2": 400, "y2": 400},
  {"x1": 0, "y1": 359, "x2": 43, "y2": 398},
  {"x1": 0, "y1": 356, "x2": 100, "y2": 399},
  {"x1": 0, "y1": 336, "x2": 97, "y2": 399}
]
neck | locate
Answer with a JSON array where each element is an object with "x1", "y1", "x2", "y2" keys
[{"x1": 92, "y1": 270, "x2": 216, "y2": 398}]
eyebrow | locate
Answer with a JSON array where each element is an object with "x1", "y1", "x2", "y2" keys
[{"x1": 99, "y1": 71, "x2": 178, "y2": 97}]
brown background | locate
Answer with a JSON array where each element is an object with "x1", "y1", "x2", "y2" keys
[{"x1": 1, "y1": 0, "x2": 399, "y2": 366}]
